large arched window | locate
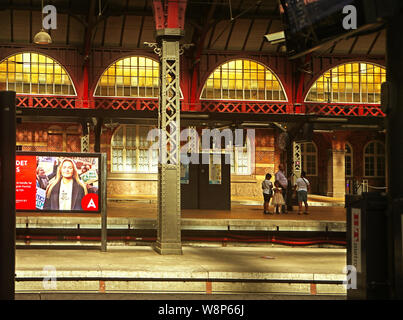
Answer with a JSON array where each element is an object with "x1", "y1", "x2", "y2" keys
[
  {"x1": 200, "y1": 59, "x2": 287, "y2": 101},
  {"x1": 95, "y1": 56, "x2": 160, "y2": 98},
  {"x1": 111, "y1": 125, "x2": 158, "y2": 173},
  {"x1": 305, "y1": 62, "x2": 386, "y2": 104},
  {"x1": 345, "y1": 143, "x2": 353, "y2": 177},
  {"x1": 0, "y1": 52, "x2": 76, "y2": 95},
  {"x1": 301, "y1": 142, "x2": 317, "y2": 176},
  {"x1": 364, "y1": 141, "x2": 385, "y2": 177}
]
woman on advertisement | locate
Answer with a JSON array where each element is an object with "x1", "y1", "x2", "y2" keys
[{"x1": 44, "y1": 158, "x2": 88, "y2": 211}]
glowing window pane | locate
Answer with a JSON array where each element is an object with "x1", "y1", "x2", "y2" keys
[
  {"x1": 306, "y1": 62, "x2": 386, "y2": 103},
  {"x1": 200, "y1": 59, "x2": 287, "y2": 101}
]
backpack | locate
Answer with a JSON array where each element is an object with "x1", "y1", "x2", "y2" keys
[{"x1": 262, "y1": 180, "x2": 273, "y2": 195}]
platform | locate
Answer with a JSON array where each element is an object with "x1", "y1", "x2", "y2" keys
[
  {"x1": 16, "y1": 200, "x2": 346, "y2": 233},
  {"x1": 15, "y1": 245, "x2": 347, "y2": 297}
]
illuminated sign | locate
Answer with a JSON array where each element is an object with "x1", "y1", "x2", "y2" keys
[{"x1": 16, "y1": 152, "x2": 101, "y2": 213}]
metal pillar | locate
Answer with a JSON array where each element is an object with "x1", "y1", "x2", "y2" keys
[
  {"x1": 100, "y1": 153, "x2": 107, "y2": 252},
  {"x1": 154, "y1": 29, "x2": 184, "y2": 255},
  {"x1": 0, "y1": 91, "x2": 16, "y2": 300},
  {"x1": 81, "y1": 122, "x2": 90, "y2": 153},
  {"x1": 292, "y1": 141, "x2": 302, "y2": 184},
  {"x1": 386, "y1": 11, "x2": 403, "y2": 299}
]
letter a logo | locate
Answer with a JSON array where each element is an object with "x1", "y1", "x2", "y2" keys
[
  {"x1": 81, "y1": 194, "x2": 99, "y2": 211},
  {"x1": 342, "y1": 5, "x2": 357, "y2": 30},
  {"x1": 87, "y1": 198, "x2": 96, "y2": 209}
]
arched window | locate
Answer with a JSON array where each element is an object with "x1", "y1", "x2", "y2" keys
[
  {"x1": 0, "y1": 52, "x2": 76, "y2": 95},
  {"x1": 364, "y1": 141, "x2": 385, "y2": 177},
  {"x1": 95, "y1": 56, "x2": 160, "y2": 98},
  {"x1": 305, "y1": 62, "x2": 386, "y2": 104},
  {"x1": 111, "y1": 125, "x2": 158, "y2": 173},
  {"x1": 200, "y1": 59, "x2": 287, "y2": 101},
  {"x1": 345, "y1": 143, "x2": 353, "y2": 177},
  {"x1": 301, "y1": 142, "x2": 317, "y2": 176}
]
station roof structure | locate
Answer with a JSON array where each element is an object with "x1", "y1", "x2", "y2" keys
[
  {"x1": 0, "y1": 0, "x2": 387, "y2": 129},
  {"x1": 0, "y1": 0, "x2": 386, "y2": 56}
]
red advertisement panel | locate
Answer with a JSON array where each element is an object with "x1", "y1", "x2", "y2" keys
[
  {"x1": 16, "y1": 153, "x2": 100, "y2": 213},
  {"x1": 16, "y1": 155, "x2": 37, "y2": 210}
]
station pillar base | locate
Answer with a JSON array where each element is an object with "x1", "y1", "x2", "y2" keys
[{"x1": 153, "y1": 241, "x2": 183, "y2": 255}]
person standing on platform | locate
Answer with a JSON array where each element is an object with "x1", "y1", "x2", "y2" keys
[
  {"x1": 295, "y1": 171, "x2": 310, "y2": 215},
  {"x1": 262, "y1": 173, "x2": 273, "y2": 215},
  {"x1": 272, "y1": 180, "x2": 285, "y2": 214},
  {"x1": 275, "y1": 164, "x2": 288, "y2": 214}
]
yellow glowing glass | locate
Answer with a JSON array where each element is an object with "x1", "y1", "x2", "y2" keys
[
  {"x1": 0, "y1": 52, "x2": 75, "y2": 95},
  {"x1": 306, "y1": 62, "x2": 386, "y2": 103},
  {"x1": 200, "y1": 59, "x2": 286, "y2": 101}
]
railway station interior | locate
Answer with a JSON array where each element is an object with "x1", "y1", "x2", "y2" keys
[{"x1": 0, "y1": 0, "x2": 402, "y2": 303}]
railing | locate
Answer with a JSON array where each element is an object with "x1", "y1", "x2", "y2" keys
[
  {"x1": 302, "y1": 103, "x2": 386, "y2": 117},
  {"x1": 16, "y1": 95, "x2": 386, "y2": 117}
]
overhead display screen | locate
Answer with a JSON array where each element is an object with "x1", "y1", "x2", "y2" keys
[
  {"x1": 280, "y1": 0, "x2": 365, "y2": 58},
  {"x1": 16, "y1": 152, "x2": 101, "y2": 213}
]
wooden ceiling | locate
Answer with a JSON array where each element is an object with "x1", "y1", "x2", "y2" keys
[{"x1": 0, "y1": 0, "x2": 386, "y2": 57}]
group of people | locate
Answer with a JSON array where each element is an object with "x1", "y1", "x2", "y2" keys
[{"x1": 262, "y1": 164, "x2": 310, "y2": 215}]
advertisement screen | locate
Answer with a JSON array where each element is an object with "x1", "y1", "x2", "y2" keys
[
  {"x1": 280, "y1": 0, "x2": 364, "y2": 58},
  {"x1": 16, "y1": 152, "x2": 101, "y2": 213}
]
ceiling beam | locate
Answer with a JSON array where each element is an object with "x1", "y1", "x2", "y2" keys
[
  {"x1": 82, "y1": 0, "x2": 97, "y2": 55},
  {"x1": 367, "y1": 30, "x2": 382, "y2": 56},
  {"x1": 242, "y1": 1, "x2": 262, "y2": 51}
]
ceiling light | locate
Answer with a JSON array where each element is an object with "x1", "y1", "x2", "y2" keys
[
  {"x1": 34, "y1": 0, "x2": 52, "y2": 44},
  {"x1": 34, "y1": 29, "x2": 52, "y2": 44}
]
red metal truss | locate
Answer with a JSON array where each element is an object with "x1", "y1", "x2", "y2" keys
[
  {"x1": 302, "y1": 103, "x2": 386, "y2": 117},
  {"x1": 16, "y1": 95, "x2": 77, "y2": 109},
  {"x1": 15, "y1": 95, "x2": 386, "y2": 118},
  {"x1": 199, "y1": 100, "x2": 292, "y2": 114},
  {"x1": 93, "y1": 98, "x2": 158, "y2": 111}
]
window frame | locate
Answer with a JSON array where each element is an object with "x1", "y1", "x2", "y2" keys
[
  {"x1": 363, "y1": 140, "x2": 385, "y2": 178},
  {"x1": 94, "y1": 56, "x2": 183, "y2": 99},
  {"x1": 110, "y1": 125, "x2": 158, "y2": 174},
  {"x1": 0, "y1": 52, "x2": 76, "y2": 96},
  {"x1": 345, "y1": 142, "x2": 353, "y2": 177},
  {"x1": 301, "y1": 142, "x2": 318, "y2": 177},
  {"x1": 200, "y1": 59, "x2": 288, "y2": 102},
  {"x1": 305, "y1": 62, "x2": 386, "y2": 104}
]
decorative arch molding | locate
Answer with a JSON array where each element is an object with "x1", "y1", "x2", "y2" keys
[
  {"x1": 198, "y1": 57, "x2": 290, "y2": 114},
  {"x1": 197, "y1": 55, "x2": 290, "y2": 102},
  {"x1": 0, "y1": 51, "x2": 77, "y2": 96},
  {"x1": 93, "y1": 55, "x2": 184, "y2": 99},
  {"x1": 304, "y1": 61, "x2": 386, "y2": 104},
  {"x1": 199, "y1": 58, "x2": 288, "y2": 102}
]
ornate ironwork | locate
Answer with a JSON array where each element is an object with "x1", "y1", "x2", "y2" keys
[{"x1": 15, "y1": 96, "x2": 386, "y2": 118}]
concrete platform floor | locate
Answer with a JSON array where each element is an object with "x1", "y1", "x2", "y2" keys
[
  {"x1": 15, "y1": 245, "x2": 347, "y2": 297},
  {"x1": 17, "y1": 202, "x2": 346, "y2": 221}
]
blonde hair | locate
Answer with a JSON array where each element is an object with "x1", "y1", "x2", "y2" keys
[{"x1": 46, "y1": 158, "x2": 88, "y2": 199}]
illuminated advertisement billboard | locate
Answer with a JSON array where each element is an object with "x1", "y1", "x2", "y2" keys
[{"x1": 16, "y1": 152, "x2": 101, "y2": 213}]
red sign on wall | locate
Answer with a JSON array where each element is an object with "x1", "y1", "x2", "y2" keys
[
  {"x1": 15, "y1": 155, "x2": 37, "y2": 210},
  {"x1": 16, "y1": 152, "x2": 101, "y2": 213}
]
